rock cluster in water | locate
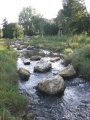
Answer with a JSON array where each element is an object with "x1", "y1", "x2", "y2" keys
[
  {"x1": 11, "y1": 41, "x2": 76, "y2": 95},
  {"x1": 11, "y1": 41, "x2": 90, "y2": 120}
]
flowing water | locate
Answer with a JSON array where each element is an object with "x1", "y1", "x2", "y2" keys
[{"x1": 14, "y1": 43, "x2": 90, "y2": 120}]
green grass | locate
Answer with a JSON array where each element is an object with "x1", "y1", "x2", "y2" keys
[
  {"x1": 0, "y1": 41, "x2": 28, "y2": 119},
  {"x1": 25, "y1": 36, "x2": 67, "y2": 52},
  {"x1": 25, "y1": 35, "x2": 90, "y2": 52}
]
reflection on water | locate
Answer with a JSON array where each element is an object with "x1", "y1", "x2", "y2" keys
[{"x1": 17, "y1": 48, "x2": 90, "y2": 120}]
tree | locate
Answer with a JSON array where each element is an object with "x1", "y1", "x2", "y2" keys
[
  {"x1": 0, "y1": 28, "x2": 3, "y2": 38},
  {"x1": 3, "y1": 23, "x2": 24, "y2": 38},
  {"x1": 44, "y1": 22, "x2": 58, "y2": 35},
  {"x1": 2, "y1": 18, "x2": 8, "y2": 38},
  {"x1": 3, "y1": 17, "x2": 8, "y2": 28},
  {"x1": 18, "y1": 6, "x2": 36, "y2": 23},
  {"x1": 56, "y1": 0, "x2": 90, "y2": 34},
  {"x1": 18, "y1": 6, "x2": 37, "y2": 36}
]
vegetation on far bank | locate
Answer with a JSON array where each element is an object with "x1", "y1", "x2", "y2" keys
[
  {"x1": 0, "y1": 40, "x2": 28, "y2": 120},
  {"x1": 26, "y1": 35, "x2": 90, "y2": 51}
]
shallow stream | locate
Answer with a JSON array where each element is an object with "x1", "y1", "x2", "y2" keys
[{"x1": 15, "y1": 46, "x2": 90, "y2": 120}]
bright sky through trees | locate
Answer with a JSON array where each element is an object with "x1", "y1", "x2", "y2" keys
[{"x1": 0, "y1": 0, "x2": 90, "y2": 24}]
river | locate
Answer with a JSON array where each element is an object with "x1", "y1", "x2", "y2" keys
[{"x1": 13, "y1": 43, "x2": 90, "y2": 120}]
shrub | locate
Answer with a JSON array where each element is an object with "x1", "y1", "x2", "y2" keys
[
  {"x1": 71, "y1": 45, "x2": 90, "y2": 80},
  {"x1": 70, "y1": 42, "x2": 79, "y2": 49},
  {"x1": 64, "y1": 48, "x2": 73, "y2": 55}
]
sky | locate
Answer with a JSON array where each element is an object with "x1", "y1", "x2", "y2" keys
[{"x1": 0, "y1": 0, "x2": 90, "y2": 25}]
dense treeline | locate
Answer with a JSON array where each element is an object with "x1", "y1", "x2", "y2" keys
[{"x1": 2, "y1": 0, "x2": 90, "y2": 38}]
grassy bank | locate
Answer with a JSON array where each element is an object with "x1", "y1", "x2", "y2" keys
[
  {"x1": 26, "y1": 35, "x2": 90, "y2": 52},
  {"x1": 0, "y1": 40, "x2": 28, "y2": 120},
  {"x1": 68, "y1": 45, "x2": 90, "y2": 80}
]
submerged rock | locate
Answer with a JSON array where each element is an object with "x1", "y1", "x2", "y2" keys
[
  {"x1": 38, "y1": 75, "x2": 65, "y2": 95},
  {"x1": 17, "y1": 45, "x2": 23, "y2": 50},
  {"x1": 34, "y1": 60, "x2": 52, "y2": 73},
  {"x1": 31, "y1": 55, "x2": 42, "y2": 61},
  {"x1": 58, "y1": 64, "x2": 76, "y2": 78},
  {"x1": 50, "y1": 57, "x2": 60, "y2": 62},
  {"x1": 18, "y1": 68, "x2": 30, "y2": 81},
  {"x1": 27, "y1": 45, "x2": 34, "y2": 50},
  {"x1": 23, "y1": 59, "x2": 30, "y2": 65},
  {"x1": 33, "y1": 117, "x2": 49, "y2": 120}
]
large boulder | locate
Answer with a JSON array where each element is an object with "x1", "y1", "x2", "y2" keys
[
  {"x1": 31, "y1": 55, "x2": 42, "y2": 61},
  {"x1": 17, "y1": 45, "x2": 23, "y2": 50},
  {"x1": 34, "y1": 60, "x2": 52, "y2": 73},
  {"x1": 58, "y1": 64, "x2": 76, "y2": 78},
  {"x1": 18, "y1": 68, "x2": 30, "y2": 81},
  {"x1": 38, "y1": 75, "x2": 65, "y2": 95}
]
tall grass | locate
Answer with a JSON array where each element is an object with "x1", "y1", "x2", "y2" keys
[
  {"x1": 27, "y1": 35, "x2": 68, "y2": 52},
  {"x1": 0, "y1": 41, "x2": 28, "y2": 119},
  {"x1": 27, "y1": 35, "x2": 90, "y2": 52},
  {"x1": 71, "y1": 45, "x2": 90, "y2": 80}
]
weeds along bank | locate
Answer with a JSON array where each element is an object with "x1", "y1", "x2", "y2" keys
[
  {"x1": 27, "y1": 35, "x2": 90, "y2": 52},
  {"x1": 64, "y1": 45, "x2": 90, "y2": 80},
  {"x1": 0, "y1": 40, "x2": 28, "y2": 120}
]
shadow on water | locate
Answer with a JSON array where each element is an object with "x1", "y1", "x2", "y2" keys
[{"x1": 16, "y1": 46, "x2": 90, "y2": 120}]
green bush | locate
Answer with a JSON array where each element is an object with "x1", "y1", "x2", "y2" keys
[
  {"x1": 71, "y1": 45, "x2": 90, "y2": 80},
  {"x1": 64, "y1": 48, "x2": 73, "y2": 55},
  {"x1": 70, "y1": 42, "x2": 79, "y2": 49}
]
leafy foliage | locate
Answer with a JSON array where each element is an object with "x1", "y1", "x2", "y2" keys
[
  {"x1": 44, "y1": 23, "x2": 58, "y2": 35},
  {"x1": 3, "y1": 23, "x2": 24, "y2": 38},
  {"x1": 56, "y1": 0, "x2": 90, "y2": 35}
]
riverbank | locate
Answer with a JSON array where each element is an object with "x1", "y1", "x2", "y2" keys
[{"x1": 0, "y1": 40, "x2": 28, "y2": 120}]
